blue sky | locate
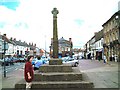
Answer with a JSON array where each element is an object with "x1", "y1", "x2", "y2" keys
[
  {"x1": 0, "y1": 0, "x2": 20, "y2": 10},
  {"x1": 0, "y1": 0, "x2": 119, "y2": 51}
]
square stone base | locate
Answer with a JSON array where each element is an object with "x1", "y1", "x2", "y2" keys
[{"x1": 49, "y1": 58, "x2": 62, "y2": 65}]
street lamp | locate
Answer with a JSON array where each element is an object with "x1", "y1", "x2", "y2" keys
[
  {"x1": 2, "y1": 34, "x2": 8, "y2": 77},
  {"x1": 3, "y1": 39, "x2": 6, "y2": 77},
  {"x1": 69, "y1": 38, "x2": 73, "y2": 58},
  {"x1": 45, "y1": 35, "x2": 47, "y2": 58}
]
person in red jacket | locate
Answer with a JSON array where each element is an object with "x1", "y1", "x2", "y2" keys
[{"x1": 24, "y1": 55, "x2": 34, "y2": 89}]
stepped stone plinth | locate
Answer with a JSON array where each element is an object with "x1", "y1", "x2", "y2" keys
[{"x1": 15, "y1": 58, "x2": 94, "y2": 89}]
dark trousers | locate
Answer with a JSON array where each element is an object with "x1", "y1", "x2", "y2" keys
[{"x1": 34, "y1": 67, "x2": 39, "y2": 70}]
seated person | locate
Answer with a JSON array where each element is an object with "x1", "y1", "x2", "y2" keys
[{"x1": 34, "y1": 56, "x2": 46, "y2": 70}]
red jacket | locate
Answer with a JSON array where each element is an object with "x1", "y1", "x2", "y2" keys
[{"x1": 24, "y1": 61, "x2": 34, "y2": 82}]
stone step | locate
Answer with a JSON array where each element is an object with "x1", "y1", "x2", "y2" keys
[
  {"x1": 39, "y1": 64, "x2": 73, "y2": 72},
  {"x1": 33, "y1": 72, "x2": 82, "y2": 81},
  {"x1": 49, "y1": 58, "x2": 62, "y2": 65},
  {"x1": 15, "y1": 80, "x2": 94, "y2": 89}
]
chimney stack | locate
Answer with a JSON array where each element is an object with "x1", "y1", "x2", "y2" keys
[
  {"x1": 69, "y1": 38, "x2": 72, "y2": 42},
  {"x1": 10, "y1": 37, "x2": 12, "y2": 41},
  {"x1": 14, "y1": 38, "x2": 16, "y2": 41},
  {"x1": 34, "y1": 44, "x2": 36, "y2": 47},
  {"x1": 94, "y1": 32, "x2": 97, "y2": 35},
  {"x1": 29, "y1": 43, "x2": 31, "y2": 45},
  {"x1": 3, "y1": 34, "x2": 6, "y2": 36}
]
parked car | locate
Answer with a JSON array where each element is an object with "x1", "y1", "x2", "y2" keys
[
  {"x1": 0, "y1": 59, "x2": 9, "y2": 66},
  {"x1": 41, "y1": 56, "x2": 49, "y2": 64},
  {"x1": 11, "y1": 57, "x2": 20, "y2": 63},
  {"x1": 62, "y1": 56, "x2": 79, "y2": 67},
  {"x1": 7, "y1": 58, "x2": 14, "y2": 65},
  {"x1": 19, "y1": 57, "x2": 26, "y2": 62}
]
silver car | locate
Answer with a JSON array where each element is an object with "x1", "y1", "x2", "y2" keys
[{"x1": 62, "y1": 56, "x2": 79, "y2": 67}]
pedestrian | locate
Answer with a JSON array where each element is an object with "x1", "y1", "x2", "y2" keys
[
  {"x1": 103, "y1": 54, "x2": 107, "y2": 63},
  {"x1": 24, "y1": 55, "x2": 34, "y2": 89},
  {"x1": 98, "y1": 54, "x2": 100, "y2": 61},
  {"x1": 114, "y1": 55, "x2": 117, "y2": 62}
]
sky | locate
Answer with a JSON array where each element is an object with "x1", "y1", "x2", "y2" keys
[{"x1": 0, "y1": 0, "x2": 119, "y2": 51}]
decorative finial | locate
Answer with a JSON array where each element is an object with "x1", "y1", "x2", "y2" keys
[{"x1": 51, "y1": 7, "x2": 59, "y2": 16}]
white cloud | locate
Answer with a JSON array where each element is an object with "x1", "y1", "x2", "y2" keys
[{"x1": 0, "y1": 0, "x2": 119, "y2": 51}]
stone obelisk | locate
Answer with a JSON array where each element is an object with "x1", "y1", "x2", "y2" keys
[{"x1": 51, "y1": 7, "x2": 59, "y2": 58}]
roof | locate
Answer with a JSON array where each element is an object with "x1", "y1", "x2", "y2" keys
[
  {"x1": 58, "y1": 37, "x2": 71, "y2": 47},
  {"x1": 95, "y1": 29, "x2": 103, "y2": 42},
  {"x1": 2, "y1": 35, "x2": 11, "y2": 43},
  {"x1": 102, "y1": 10, "x2": 120, "y2": 26},
  {"x1": 12, "y1": 40, "x2": 29, "y2": 47},
  {"x1": 50, "y1": 37, "x2": 71, "y2": 48}
]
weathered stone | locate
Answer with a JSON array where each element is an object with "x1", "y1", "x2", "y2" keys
[
  {"x1": 31, "y1": 81, "x2": 94, "y2": 89},
  {"x1": 49, "y1": 58, "x2": 62, "y2": 65},
  {"x1": 33, "y1": 72, "x2": 82, "y2": 81},
  {"x1": 15, "y1": 79, "x2": 26, "y2": 89},
  {"x1": 39, "y1": 64, "x2": 73, "y2": 72},
  {"x1": 15, "y1": 80, "x2": 94, "y2": 89},
  {"x1": 52, "y1": 7, "x2": 59, "y2": 58}
]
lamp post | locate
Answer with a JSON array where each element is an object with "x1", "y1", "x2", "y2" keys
[
  {"x1": 49, "y1": 45, "x2": 51, "y2": 58},
  {"x1": 69, "y1": 38, "x2": 73, "y2": 58},
  {"x1": 3, "y1": 38, "x2": 6, "y2": 77},
  {"x1": 45, "y1": 35, "x2": 47, "y2": 58}
]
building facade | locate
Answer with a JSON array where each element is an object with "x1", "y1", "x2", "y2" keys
[
  {"x1": 0, "y1": 33, "x2": 39, "y2": 58},
  {"x1": 50, "y1": 37, "x2": 72, "y2": 57},
  {"x1": 102, "y1": 10, "x2": 120, "y2": 62},
  {"x1": 95, "y1": 30, "x2": 104, "y2": 60}
]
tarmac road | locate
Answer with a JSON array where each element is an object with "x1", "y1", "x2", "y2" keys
[
  {"x1": 0, "y1": 63, "x2": 25, "y2": 89},
  {"x1": 78, "y1": 59, "x2": 119, "y2": 88}
]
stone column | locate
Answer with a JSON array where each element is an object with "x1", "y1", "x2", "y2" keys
[{"x1": 51, "y1": 8, "x2": 59, "y2": 58}]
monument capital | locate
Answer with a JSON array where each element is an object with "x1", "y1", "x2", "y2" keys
[{"x1": 51, "y1": 7, "x2": 59, "y2": 16}]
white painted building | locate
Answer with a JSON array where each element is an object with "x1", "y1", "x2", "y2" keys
[
  {"x1": 6, "y1": 43, "x2": 14, "y2": 56},
  {"x1": 95, "y1": 38, "x2": 104, "y2": 59}
]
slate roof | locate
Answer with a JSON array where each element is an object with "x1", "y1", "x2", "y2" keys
[
  {"x1": 58, "y1": 37, "x2": 71, "y2": 47},
  {"x1": 95, "y1": 29, "x2": 103, "y2": 42}
]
